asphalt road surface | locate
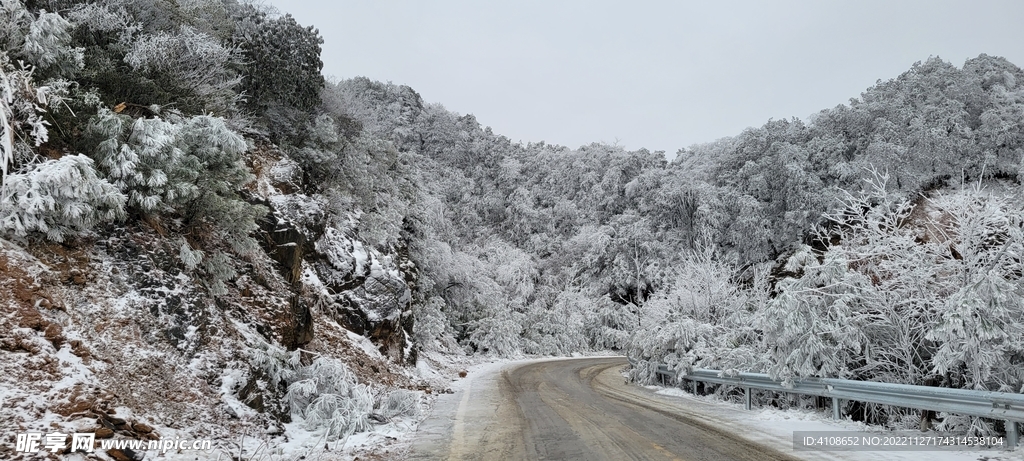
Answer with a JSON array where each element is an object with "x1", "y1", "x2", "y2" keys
[{"x1": 407, "y1": 357, "x2": 803, "y2": 461}]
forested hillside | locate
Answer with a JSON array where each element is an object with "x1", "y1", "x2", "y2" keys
[{"x1": 2, "y1": 0, "x2": 1023, "y2": 453}]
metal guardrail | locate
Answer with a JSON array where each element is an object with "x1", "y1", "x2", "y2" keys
[{"x1": 634, "y1": 360, "x2": 1023, "y2": 449}]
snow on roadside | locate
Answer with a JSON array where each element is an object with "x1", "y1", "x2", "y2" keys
[{"x1": 648, "y1": 385, "x2": 1024, "y2": 461}]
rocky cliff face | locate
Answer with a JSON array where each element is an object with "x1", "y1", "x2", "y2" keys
[{"x1": 257, "y1": 155, "x2": 417, "y2": 364}]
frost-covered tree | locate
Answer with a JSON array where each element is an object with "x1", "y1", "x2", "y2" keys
[
  {"x1": 21, "y1": 8, "x2": 83, "y2": 79},
  {"x1": 607, "y1": 214, "x2": 660, "y2": 309},
  {"x1": 468, "y1": 305, "x2": 524, "y2": 356},
  {"x1": 287, "y1": 113, "x2": 416, "y2": 248},
  {"x1": 175, "y1": 114, "x2": 266, "y2": 290},
  {"x1": 0, "y1": 154, "x2": 125, "y2": 241},
  {"x1": 235, "y1": 6, "x2": 323, "y2": 115},
  {"x1": 86, "y1": 108, "x2": 264, "y2": 295},
  {"x1": 461, "y1": 241, "x2": 534, "y2": 356},
  {"x1": 0, "y1": 48, "x2": 122, "y2": 242},
  {"x1": 760, "y1": 245, "x2": 874, "y2": 384},
  {"x1": 87, "y1": 108, "x2": 194, "y2": 213},
  {"x1": 585, "y1": 293, "x2": 633, "y2": 350},
  {"x1": 1, "y1": 55, "x2": 42, "y2": 181},
  {"x1": 522, "y1": 287, "x2": 588, "y2": 355},
  {"x1": 123, "y1": 25, "x2": 240, "y2": 114},
  {"x1": 1, "y1": 2, "x2": 83, "y2": 80},
  {"x1": 814, "y1": 173, "x2": 939, "y2": 387},
  {"x1": 411, "y1": 295, "x2": 455, "y2": 352},
  {"x1": 771, "y1": 169, "x2": 1024, "y2": 396},
  {"x1": 925, "y1": 185, "x2": 1024, "y2": 391},
  {"x1": 628, "y1": 244, "x2": 762, "y2": 382},
  {"x1": 285, "y1": 356, "x2": 373, "y2": 441}
]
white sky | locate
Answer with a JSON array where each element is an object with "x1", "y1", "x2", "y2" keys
[{"x1": 266, "y1": 0, "x2": 1024, "y2": 155}]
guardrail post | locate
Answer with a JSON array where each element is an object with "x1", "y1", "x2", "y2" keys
[
  {"x1": 1007, "y1": 420, "x2": 1018, "y2": 449},
  {"x1": 832, "y1": 397, "x2": 841, "y2": 420},
  {"x1": 744, "y1": 388, "x2": 751, "y2": 410},
  {"x1": 691, "y1": 380, "x2": 697, "y2": 395}
]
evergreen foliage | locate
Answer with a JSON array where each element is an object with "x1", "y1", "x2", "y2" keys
[
  {"x1": 123, "y1": 25, "x2": 240, "y2": 114},
  {"x1": 0, "y1": 154, "x2": 124, "y2": 241},
  {"x1": 235, "y1": 6, "x2": 324, "y2": 115},
  {"x1": 285, "y1": 356, "x2": 373, "y2": 441}
]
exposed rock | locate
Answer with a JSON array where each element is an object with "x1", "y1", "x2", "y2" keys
[
  {"x1": 107, "y1": 449, "x2": 130, "y2": 461},
  {"x1": 258, "y1": 212, "x2": 307, "y2": 286},
  {"x1": 250, "y1": 199, "x2": 324, "y2": 351},
  {"x1": 106, "y1": 448, "x2": 142, "y2": 461},
  {"x1": 268, "y1": 156, "x2": 303, "y2": 194},
  {"x1": 16, "y1": 305, "x2": 46, "y2": 331},
  {"x1": 70, "y1": 340, "x2": 92, "y2": 362},
  {"x1": 237, "y1": 368, "x2": 291, "y2": 423},
  {"x1": 95, "y1": 427, "x2": 114, "y2": 438},
  {"x1": 287, "y1": 294, "x2": 314, "y2": 349},
  {"x1": 55, "y1": 399, "x2": 92, "y2": 416},
  {"x1": 53, "y1": 385, "x2": 96, "y2": 416},
  {"x1": 312, "y1": 227, "x2": 369, "y2": 293},
  {"x1": 309, "y1": 227, "x2": 414, "y2": 362},
  {"x1": 43, "y1": 323, "x2": 64, "y2": 348}
]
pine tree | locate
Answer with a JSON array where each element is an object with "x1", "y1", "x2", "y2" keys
[{"x1": 0, "y1": 154, "x2": 125, "y2": 242}]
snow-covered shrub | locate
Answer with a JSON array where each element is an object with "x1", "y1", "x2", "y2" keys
[
  {"x1": 288, "y1": 114, "x2": 342, "y2": 190},
  {"x1": 200, "y1": 251, "x2": 236, "y2": 297},
  {"x1": 0, "y1": 3, "x2": 82, "y2": 80},
  {"x1": 178, "y1": 238, "x2": 203, "y2": 271},
  {"x1": 0, "y1": 30, "x2": 120, "y2": 242},
  {"x1": 21, "y1": 8, "x2": 83, "y2": 79},
  {"x1": 65, "y1": 3, "x2": 138, "y2": 40},
  {"x1": 933, "y1": 413, "x2": 999, "y2": 438},
  {"x1": 248, "y1": 341, "x2": 298, "y2": 391},
  {"x1": 1, "y1": 50, "x2": 73, "y2": 179},
  {"x1": 0, "y1": 0, "x2": 32, "y2": 50},
  {"x1": 87, "y1": 108, "x2": 264, "y2": 293},
  {"x1": 285, "y1": 357, "x2": 373, "y2": 441},
  {"x1": 0, "y1": 154, "x2": 125, "y2": 241},
  {"x1": 376, "y1": 389, "x2": 419, "y2": 420},
  {"x1": 87, "y1": 109, "x2": 196, "y2": 213},
  {"x1": 124, "y1": 25, "x2": 240, "y2": 114},
  {"x1": 175, "y1": 114, "x2": 264, "y2": 253}
]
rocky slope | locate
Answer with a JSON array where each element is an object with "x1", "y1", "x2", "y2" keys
[{"x1": 0, "y1": 144, "x2": 438, "y2": 460}]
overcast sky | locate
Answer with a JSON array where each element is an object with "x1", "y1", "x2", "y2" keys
[{"x1": 266, "y1": 0, "x2": 1024, "y2": 155}]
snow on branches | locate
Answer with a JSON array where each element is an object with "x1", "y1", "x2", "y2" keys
[{"x1": 0, "y1": 154, "x2": 125, "y2": 241}]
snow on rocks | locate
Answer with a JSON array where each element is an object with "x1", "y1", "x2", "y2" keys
[{"x1": 0, "y1": 221, "x2": 431, "y2": 460}]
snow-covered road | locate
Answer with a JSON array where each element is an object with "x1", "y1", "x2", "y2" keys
[{"x1": 405, "y1": 356, "x2": 1023, "y2": 461}]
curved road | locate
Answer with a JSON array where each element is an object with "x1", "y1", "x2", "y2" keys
[{"x1": 408, "y1": 357, "x2": 802, "y2": 461}]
